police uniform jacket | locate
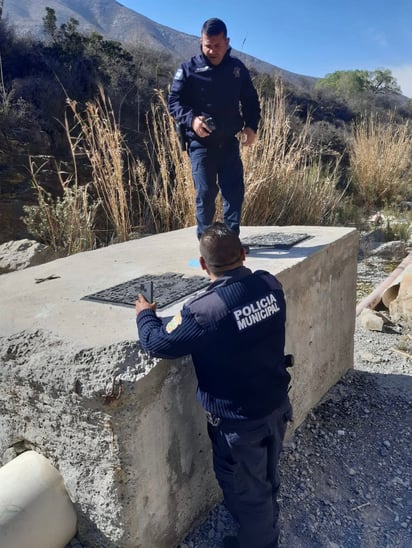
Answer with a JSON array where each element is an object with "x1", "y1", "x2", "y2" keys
[
  {"x1": 168, "y1": 48, "x2": 261, "y2": 146},
  {"x1": 136, "y1": 266, "x2": 290, "y2": 420}
]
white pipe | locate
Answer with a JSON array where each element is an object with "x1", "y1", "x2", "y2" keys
[{"x1": 0, "y1": 450, "x2": 77, "y2": 548}]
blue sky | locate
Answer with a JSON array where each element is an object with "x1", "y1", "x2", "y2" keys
[{"x1": 119, "y1": 0, "x2": 412, "y2": 98}]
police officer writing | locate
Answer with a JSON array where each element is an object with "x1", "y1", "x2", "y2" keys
[
  {"x1": 135, "y1": 222, "x2": 292, "y2": 548},
  {"x1": 168, "y1": 18, "x2": 261, "y2": 243}
]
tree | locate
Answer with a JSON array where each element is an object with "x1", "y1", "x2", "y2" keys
[
  {"x1": 368, "y1": 69, "x2": 401, "y2": 94},
  {"x1": 316, "y1": 69, "x2": 401, "y2": 96},
  {"x1": 43, "y1": 7, "x2": 57, "y2": 41}
]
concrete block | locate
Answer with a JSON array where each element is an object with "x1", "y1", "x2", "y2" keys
[
  {"x1": 277, "y1": 228, "x2": 358, "y2": 427},
  {"x1": 0, "y1": 226, "x2": 358, "y2": 547}
]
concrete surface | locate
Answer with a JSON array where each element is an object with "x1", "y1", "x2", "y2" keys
[{"x1": 0, "y1": 225, "x2": 358, "y2": 548}]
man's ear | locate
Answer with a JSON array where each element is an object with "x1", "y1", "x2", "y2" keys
[
  {"x1": 240, "y1": 247, "x2": 246, "y2": 261},
  {"x1": 199, "y1": 256, "x2": 208, "y2": 271}
]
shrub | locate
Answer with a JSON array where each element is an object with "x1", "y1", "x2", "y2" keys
[
  {"x1": 23, "y1": 157, "x2": 99, "y2": 254},
  {"x1": 349, "y1": 114, "x2": 412, "y2": 210}
]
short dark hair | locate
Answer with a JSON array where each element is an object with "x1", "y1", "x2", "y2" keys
[
  {"x1": 199, "y1": 222, "x2": 241, "y2": 273},
  {"x1": 201, "y1": 18, "x2": 227, "y2": 38}
]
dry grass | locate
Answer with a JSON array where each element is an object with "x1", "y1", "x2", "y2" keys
[
  {"x1": 65, "y1": 88, "x2": 135, "y2": 243},
  {"x1": 31, "y1": 86, "x2": 412, "y2": 256},
  {"x1": 350, "y1": 114, "x2": 412, "y2": 210},
  {"x1": 242, "y1": 85, "x2": 345, "y2": 226},
  {"x1": 144, "y1": 85, "x2": 345, "y2": 231},
  {"x1": 23, "y1": 89, "x2": 195, "y2": 251},
  {"x1": 137, "y1": 91, "x2": 195, "y2": 233},
  {"x1": 23, "y1": 86, "x2": 347, "y2": 254}
]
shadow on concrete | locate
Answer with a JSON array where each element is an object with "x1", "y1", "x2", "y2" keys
[{"x1": 247, "y1": 243, "x2": 326, "y2": 261}]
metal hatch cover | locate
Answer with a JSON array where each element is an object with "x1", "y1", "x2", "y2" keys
[
  {"x1": 241, "y1": 232, "x2": 310, "y2": 249},
  {"x1": 83, "y1": 272, "x2": 209, "y2": 310}
]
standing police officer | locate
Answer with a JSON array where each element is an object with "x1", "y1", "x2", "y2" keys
[
  {"x1": 135, "y1": 223, "x2": 292, "y2": 548},
  {"x1": 168, "y1": 18, "x2": 261, "y2": 241}
]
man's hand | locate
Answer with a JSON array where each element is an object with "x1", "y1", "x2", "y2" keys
[
  {"x1": 192, "y1": 115, "x2": 212, "y2": 138},
  {"x1": 135, "y1": 294, "x2": 157, "y2": 316},
  {"x1": 240, "y1": 127, "x2": 257, "y2": 146}
]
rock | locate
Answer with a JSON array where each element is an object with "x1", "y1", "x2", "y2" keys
[
  {"x1": 0, "y1": 239, "x2": 55, "y2": 273},
  {"x1": 370, "y1": 240, "x2": 407, "y2": 261},
  {"x1": 399, "y1": 200, "x2": 412, "y2": 211},
  {"x1": 359, "y1": 308, "x2": 384, "y2": 331}
]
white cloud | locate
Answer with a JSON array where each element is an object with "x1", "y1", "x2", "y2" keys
[{"x1": 390, "y1": 65, "x2": 412, "y2": 98}]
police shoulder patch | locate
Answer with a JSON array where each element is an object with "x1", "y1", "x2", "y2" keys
[
  {"x1": 166, "y1": 312, "x2": 182, "y2": 333},
  {"x1": 174, "y1": 68, "x2": 184, "y2": 81}
]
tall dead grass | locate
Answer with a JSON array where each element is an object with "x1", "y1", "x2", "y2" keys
[
  {"x1": 242, "y1": 85, "x2": 345, "y2": 226},
  {"x1": 24, "y1": 89, "x2": 138, "y2": 252},
  {"x1": 142, "y1": 86, "x2": 345, "y2": 231},
  {"x1": 23, "y1": 89, "x2": 195, "y2": 251},
  {"x1": 65, "y1": 89, "x2": 135, "y2": 243},
  {"x1": 137, "y1": 91, "x2": 195, "y2": 233},
  {"x1": 24, "y1": 85, "x2": 349, "y2": 255},
  {"x1": 350, "y1": 114, "x2": 412, "y2": 210}
]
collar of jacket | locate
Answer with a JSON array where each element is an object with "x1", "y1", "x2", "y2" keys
[{"x1": 208, "y1": 265, "x2": 252, "y2": 290}]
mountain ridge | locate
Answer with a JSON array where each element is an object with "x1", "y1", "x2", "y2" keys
[{"x1": 3, "y1": 0, "x2": 316, "y2": 90}]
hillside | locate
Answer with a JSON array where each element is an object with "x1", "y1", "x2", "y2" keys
[
  {"x1": 3, "y1": 0, "x2": 316, "y2": 90},
  {"x1": 1, "y1": 0, "x2": 411, "y2": 249}
]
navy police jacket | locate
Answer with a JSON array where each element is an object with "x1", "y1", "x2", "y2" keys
[
  {"x1": 168, "y1": 48, "x2": 260, "y2": 146},
  {"x1": 136, "y1": 266, "x2": 290, "y2": 420}
]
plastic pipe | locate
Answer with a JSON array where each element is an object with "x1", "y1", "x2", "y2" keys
[{"x1": 0, "y1": 450, "x2": 77, "y2": 548}]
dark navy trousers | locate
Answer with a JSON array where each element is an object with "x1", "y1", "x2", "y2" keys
[
  {"x1": 207, "y1": 398, "x2": 292, "y2": 548},
  {"x1": 188, "y1": 138, "x2": 244, "y2": 239}
]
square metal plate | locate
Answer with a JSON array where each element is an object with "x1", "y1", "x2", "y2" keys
[
  {"x1": 241, "y1": 232, "x2": 310, "y2": 249},
  {"x1": 83, "y1": 272, "x2": 209, "y2": 309}
]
